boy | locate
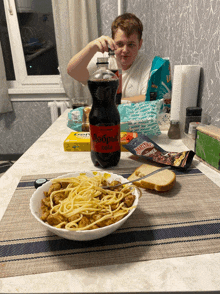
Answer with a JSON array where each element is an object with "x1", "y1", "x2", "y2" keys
[{"x1": 67, "y1": 13, "x2": 151, "y2": 102}]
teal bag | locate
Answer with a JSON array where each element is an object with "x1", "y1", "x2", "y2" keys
[
  {"x1": 67, "y1": 107, "x2": 84, "y2": 131},
  {"x1": 67, "y1": 100, "x2": 162, "y2": 137},
  {"x1": 145, "y1": 56, "x2": 171, "y2": 111},
  {"x1": 118, "y1": 100, "x2": 163, "y2": 137}
]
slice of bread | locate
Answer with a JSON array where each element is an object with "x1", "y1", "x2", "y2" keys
[{"x1": 128, "y1": 164, "x2": 176, "y2": 192}]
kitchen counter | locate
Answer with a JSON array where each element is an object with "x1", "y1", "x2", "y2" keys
[{"x1": 0, "y1": 109, "x2": 220, "y2": 293}]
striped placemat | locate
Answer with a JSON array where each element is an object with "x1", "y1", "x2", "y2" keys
[{"x1": 1, "y1": 168, "x2": 220, "y2": 278}]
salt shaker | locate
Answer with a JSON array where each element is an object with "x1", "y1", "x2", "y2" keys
[{"x1": 168, "y1": 120, "x2": 181, "y2": 139}]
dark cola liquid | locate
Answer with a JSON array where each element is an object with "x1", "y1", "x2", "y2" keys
[
  {"x1": 88, "y1": 78, "x2": 121, "y2": 168},
  {"x1": 110, "y1": 69, "x2": 122, "y2": 105}
]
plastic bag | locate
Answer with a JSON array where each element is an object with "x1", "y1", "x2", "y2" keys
[
  {"x1": 118, "y1": 100, "x2": 163, "y2": 137},
  {"x1": 67, "y1": 100, "x2": 163, "y2": 137},
  {"x1": 67, "y1": 107, "x2": 84, "y2": 132},
  {"x1": 145, "y1": 56, "x2": 171, "y2": 112}
]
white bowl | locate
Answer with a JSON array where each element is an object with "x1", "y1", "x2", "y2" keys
[{"x1": 30, "y1": 171, "x2": 140, "y2": 241}]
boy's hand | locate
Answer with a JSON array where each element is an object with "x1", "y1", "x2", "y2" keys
[{"x1": 92, "y1": 36, "x2": 117, "y2": 53}]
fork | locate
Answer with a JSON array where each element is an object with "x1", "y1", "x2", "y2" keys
[{"x1": 102, "y1": 167, "x2": 170, "y2": 189}]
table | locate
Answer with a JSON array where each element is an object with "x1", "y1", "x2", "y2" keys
[{"x1": 1, "y1": 109, "x2": 220, "y2": 293}]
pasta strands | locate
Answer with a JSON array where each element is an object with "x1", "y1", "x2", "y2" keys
[{"x1": 41, "y1": 173, "x2": 136, "y2": 231}]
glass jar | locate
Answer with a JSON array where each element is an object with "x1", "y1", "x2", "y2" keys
[{"x1": 168, "y1": 120, "x2": 181, "y2": 139}]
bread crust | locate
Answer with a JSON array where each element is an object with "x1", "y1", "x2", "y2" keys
[{"x1": 128, "y1": 164, "x2": 176, "y2": 192}]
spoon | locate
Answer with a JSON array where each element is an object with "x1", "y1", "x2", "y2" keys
[{"x1": 102, "y1": 166, "x2": 171, "y2": 189}]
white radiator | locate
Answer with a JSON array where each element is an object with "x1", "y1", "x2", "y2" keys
[{"x1": 48, "y1": 101, "x2": 70, "y2": 123}]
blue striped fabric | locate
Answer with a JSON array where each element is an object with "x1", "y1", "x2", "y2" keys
[{"x1": 1, "y1": 222, "x2": 220, "y2": 259}]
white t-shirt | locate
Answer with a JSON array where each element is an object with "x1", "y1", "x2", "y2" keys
[{"x1": 87, "y1": 51, "x2": 151, "y2": 98}]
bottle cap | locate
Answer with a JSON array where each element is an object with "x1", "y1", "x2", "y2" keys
[
  {"x1": 34, "y1": 178, "x2": 48, "y2": 189},
  {"x1": 108, "y1": 48, "x2": 115, "y2": 56}
]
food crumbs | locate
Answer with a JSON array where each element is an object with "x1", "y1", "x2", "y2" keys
[{"x1": 104, "y1": 173, "x2": 111, "y2": 179}]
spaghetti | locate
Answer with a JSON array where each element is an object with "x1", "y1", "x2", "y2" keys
[{"x1": 41, "y1": 172, "x2": 137, "y2": 231}]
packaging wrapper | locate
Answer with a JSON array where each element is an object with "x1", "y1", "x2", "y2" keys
[
  {"x1": 64, "y1": 132, "x2": 138, "y2": 152},
  {"x1": 118, "y1": 100, "x2": 162, "y2": 137},
  {"x1": 124, "y1": 134, "x2": 195, "y2": 170},
  {"x1": 145, "y1": 56, "x2": 172, "y2": 112},
  {"x1": 67, "y1": 100, "x2": 163, "y2": 137},
  {"x1": 67, "y1": 107, "x2": 84, "y2": 132}
]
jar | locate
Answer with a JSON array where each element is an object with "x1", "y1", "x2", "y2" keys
[
  {"x1": 185, "y1": 107, "x2": 202, "y2": 133},
  {"x1": 168, "y1": 120, "x2": 181, "y2": 139},
  {"x1": 188, "y1": 121, "x2": 201, "y2": 139}
]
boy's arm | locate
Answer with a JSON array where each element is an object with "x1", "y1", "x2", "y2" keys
[
  {"x1": 121, "y1": 95, "x2": 146, "y2": 103},
  {"x1": 67, "y1": 36, "x2": 116, "y2": 85}
]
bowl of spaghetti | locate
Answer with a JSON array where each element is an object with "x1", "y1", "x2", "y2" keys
[{"x1": 30, "y1": 171, "x2": 141, "y2": 241}]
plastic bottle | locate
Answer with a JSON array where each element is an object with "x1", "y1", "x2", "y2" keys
[
  {"x1": 108, "y1": 49, "x2": 122, "y2": 104},
  {"x1": 88, "y1": 57, "x2": 121, "y2": 168}
]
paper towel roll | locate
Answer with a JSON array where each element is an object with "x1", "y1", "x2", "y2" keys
[
  {"x1": 170, "y1": 65, "x2": 183, "y2": 121},
  {"x1": 170, "y1": 65, "x2": 201, "y2": 130}
]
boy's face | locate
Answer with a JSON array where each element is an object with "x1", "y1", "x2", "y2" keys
[{"x1": 114, "y1": 28, "x2": 143, "y2": 70}]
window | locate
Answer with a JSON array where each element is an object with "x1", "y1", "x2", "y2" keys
[{"x1": 1, "y1": 0, "x2": 64, "y2": 94}]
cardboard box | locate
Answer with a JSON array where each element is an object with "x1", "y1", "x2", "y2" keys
[
  {"x1": 195, "y1": 124, "x2": 220, "y2": 171},
  {"x1": 64, "y1": 132, "x2": 138, "y2": 152}
]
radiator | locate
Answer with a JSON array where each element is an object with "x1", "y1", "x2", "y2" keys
[{"x1": 48, "y1": 101, "x2": 70, "y2": 123}]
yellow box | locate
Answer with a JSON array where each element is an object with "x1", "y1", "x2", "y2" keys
[{"x1": 64, "y1": 132, "x2": 138, "y2": 152}]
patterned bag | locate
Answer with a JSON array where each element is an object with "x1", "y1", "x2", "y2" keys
[
  {"x1": 145, "y1": 56, "x2": 172, "y2": 112},
  {"x1": 67, "y1": 100, "x2": 163, "y2": 137},
  {"x1": 118, "y1": 100, "x2": 163, "y2": 137}
]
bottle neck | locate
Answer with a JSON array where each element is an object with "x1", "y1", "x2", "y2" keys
[
  {"x1": 108, "y1": 55, "x2": 118, "y2": 69},
  {"x1": 96, "y1": 64, "x2": 108, "y2": 69}
]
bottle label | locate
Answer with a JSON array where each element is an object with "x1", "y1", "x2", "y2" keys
[{"x1": 90, "y1": 124, "x2": 120, "y2": 153}]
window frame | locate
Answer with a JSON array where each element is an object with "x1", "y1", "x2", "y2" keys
[{"x1": 3, "y1": 0, "x2": 65, "y2": 95}]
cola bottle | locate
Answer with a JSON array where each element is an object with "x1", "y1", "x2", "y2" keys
[
  {"x1": 108, "y1": 48, "x2": 122, "y2": 104},
  {"x1": 88, "y1": 57, "x2": 121, "y2": 168}
]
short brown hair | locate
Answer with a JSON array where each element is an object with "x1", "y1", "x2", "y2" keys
[{"x1": 111, "y1": 13, "x2": 143, "y2": 41}]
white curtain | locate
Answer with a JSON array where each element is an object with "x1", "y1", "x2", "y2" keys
[
  {"x1": 0, "y1": 41, "x2": 13, "y2": 114},
  {"x1": 52, "y1": 0, "x2": 99, "y2": 105}
]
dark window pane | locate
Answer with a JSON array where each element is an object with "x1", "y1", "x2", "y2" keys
[
  {"x1": 0, "y1": 1, "x2": 16, "y2": 81},
  {"x1": 15, "y1": 0, "x2": 59, "y2": 76}
]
